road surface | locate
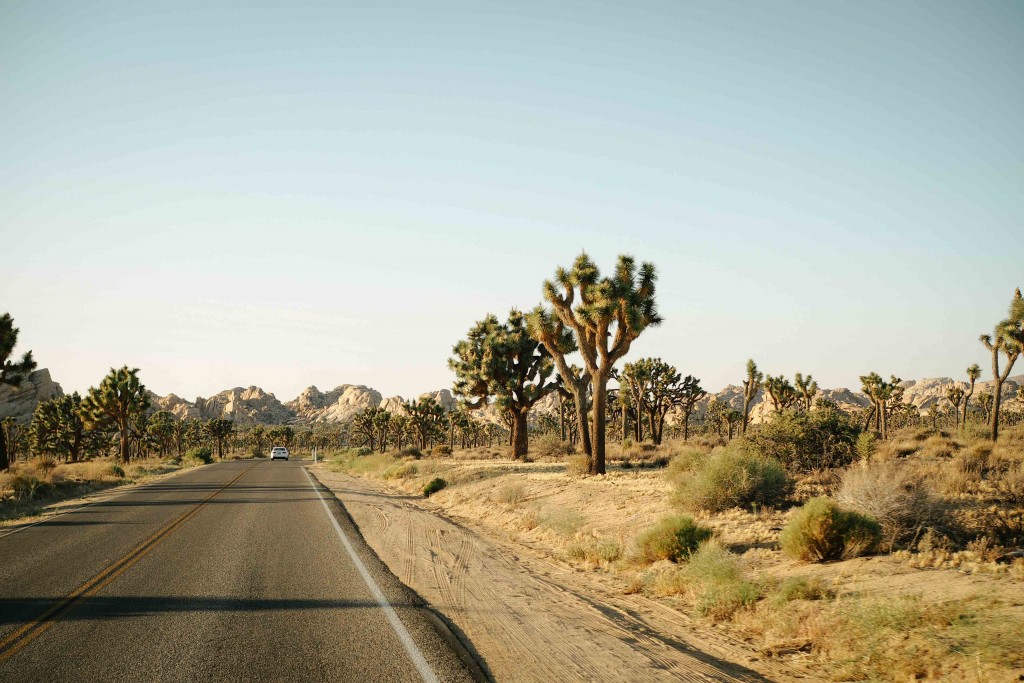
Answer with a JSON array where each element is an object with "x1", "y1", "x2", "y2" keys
[{"x1": 0, "y1": 460, "x2": 478, "y2": 682}]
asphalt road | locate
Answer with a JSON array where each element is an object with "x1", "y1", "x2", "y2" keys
[{"x1": 0, "y1": 460, "x2": 479, "y2": 682}]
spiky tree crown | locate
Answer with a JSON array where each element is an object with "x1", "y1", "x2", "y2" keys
[
  {"x1": 450, "y1": 309, "x2": 559, "y2": 413},
  {"x1": 966, "y1": 364, "x2": 982, "y2": 382},
  {"x1": 1, "y1": 313, "x2": 36, "y2": 388},
  {"x1": 81, "y1": 366, "x2": 150, "y2": 430},
  {"x1": 533, "y1": 252, "x2": 660, "y2": 372}
]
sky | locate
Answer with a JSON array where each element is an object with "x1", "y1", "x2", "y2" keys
[{"x1": 2, "y1": 1, "x2": 1022, "y2": 401}]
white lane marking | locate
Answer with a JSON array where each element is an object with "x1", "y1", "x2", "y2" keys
[{"x1": 303, "y1": 467, "x2": 440, "y2": 683}]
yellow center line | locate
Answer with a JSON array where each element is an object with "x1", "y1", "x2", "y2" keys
[{"x1": 0, "y1": 463, "x2": 257, "y2": 663}]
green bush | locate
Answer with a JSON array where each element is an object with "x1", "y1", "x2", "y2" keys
[
  {"x1": 665, "y1": 446, "x2": 709, "y2": 484},
  {"x1": 108, "y1": 464, "x2": 126, "y2": 478},
  {"x1": 635, "y1": 515, "x2": 713, "y2": 563},
  {"x1": 382, "y1": 462, "x2": 418, "y2": 480},
  {"x1": 780, "y1": 497, "x2": 881, "y2": 562},
  {"x1": 684, "y1": 542, "x2": 762, "y2": 620},
  {"x1": 399, "y1": 446, "x2": 423, "y2": 459},
  {"x1": 673, "y1": 445, "x2": 791, "y2": 512},
  {"x1": 12, "y1": 474, "x2": 46, "y2": 501},
  {"x1": 353, "y1": 446, "x2": 374, "y2": 457},
  {"x1": 432, "y1": 444, "x2": 452, "y2": 456},
  {"x1": 423, "y1": 477, "x2": 448, "y2": 497},
  {"x1": 746, "y1": 408, "x2": 859, "y2": 471},
  {"x1": 185, "y1": 447, "x2": 213, "y2": 464}
]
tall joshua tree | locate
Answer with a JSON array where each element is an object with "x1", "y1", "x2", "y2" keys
[
  {"x1": 450, "y1": 309, "x2": 561, "y2": 459},
  {"x1": 794, "y1": 373, "x2": 818, "y2": 412},
  {"x1": 860, "y1": 372, "x2": 900, "y2": 439},
  {"x1": 763, "y1": 375, "x2": 798, "y2": 413},
  {"x1": 527, "y1": 253, "x2": 660, "y2": 475},
  {"x1": 0, "y1": 313, "x2": 37, "y2": 471},
  {"x1": 944, "y1": 384, "x2": 965, "y2": 429},
  {"x1": 979, "y1": 288, "x2": 1024, "y2": 441},
  {"x1": 741, "y1": 359, "x2": 762, "y2": 434},
  {"x1": 676, "y1": 375, "x2": 707, "y2": 442},
  {"x1": 81, "y1": 366, "x2": 150, "y2": 464},
  {"x1": 963, "y1": 363, "x2": 982, "y2": 425},
  {"x1": 204, "y1": 418, "x2": 235, "y2": 459}
]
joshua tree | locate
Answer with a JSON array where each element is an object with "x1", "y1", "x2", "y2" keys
[
  {"x1": 979, "y1": 288, "x2": 1024, "y2": 441},
  {"x1": 741, "y1": 359, "x2": 762, "y2": 434},
  {"x1": 29, "y1": 392, "x2": 98, "y2": 462},
  {"x1": 404, "y1": 396, "x2": 447, "y2": 450},
  {"x1": 352, "y1": 407, "x2": 391, "y2": 451},
  {"x1": 794, "y1": 373, "x2": 819, "y2": 412},
  {"x1": 527, "y1": 253, "x2": 660, "y2": 475},
  {"x1": 963, "y1": 363, "x2": 982, "y2": 425},
  {"x1": 388, "y1": 414, "x2": 411, "y2": 450},
  {"x1": 0, "y1": 313, "x2": 37, "y2": 471},
  {"x1": 81, "y1": 366, "x2": 150, "y2": 464},
  {"x1": 726, "y1": 409, "x2": 744, "y2": 439},
  {"x1": 249, "y1": 425, "x2": 266, "y2": 456},
  {"x1": 147, "y1": 411, "x2": 177, "y2": 457},
  {"x1": 1018, "y1": 385, "x2": 1024, "y2": 403},
  {"x1": 268, "y1": 425, "x2": 294, "y2": 449},
  {"x1": 763, "y1": 375, "x2": 799, "y2": 413},
  {"x1": 450, "y1": 309, "x2": 561, "y2": 459},
  {"x1": 860, "y1": 373, "x2": 901, "y2": 439},
  {"x1": 676, "y1": 375, "x2": 707, "y2": 441},
  {"x1": 705, "y1": 398, "x2": 729, "y2": 437},
  {"x1": 944, "y1": 385, "x2": 965, "y2": 429},
  {"x1": 978, "y1": 392, "x2": 994, "y2": 421},
  {"x1": 204, "y1": 418, "x2": 235, "y2": 459}
]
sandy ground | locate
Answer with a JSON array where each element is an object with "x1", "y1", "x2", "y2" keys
[{"x1": 310, "y1": 465, "x2": 803, "y2": 682}]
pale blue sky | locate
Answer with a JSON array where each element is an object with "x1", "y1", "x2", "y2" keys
[{"x1": 2, "y1": 1, "x2": 1021, "y2": 400}]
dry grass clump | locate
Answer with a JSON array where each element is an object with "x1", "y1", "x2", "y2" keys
[
  {"x1": 649, "y1": 542, "x2": 762, "y2": 620},
  {"x1": 780, "y1": 497, "x2": 881, "y2": 562},
  {"x1": 382, "y1": 462, "x2": 418, "y2": 480},
  {"x1": 672, "y1": 445, "x2": 791, "y2": 512},
  {"x1": 664, "y1": 446, "x2": 709, "y2": 484},
  {"x1": 565, "y1": 453, "x2": 590, "y2": 476},
  {"x1": 539, "y1": 508, "x2": 586, "y2": 536},
  {"x1": 567, "y1": 535, "x2": 623, "y2": 565},
  {"x1": 492, "y1": 481, "x2": 528, "y2": 506},
  {"x1": 836, "y1": 461, "x2": 945, "y2": 550},
  {"x1": 633, "y1": 515, "x2": 713, "y2": 564},
  {"x1": 530, "y1": 433, "x2": 575, "y2": 459}
]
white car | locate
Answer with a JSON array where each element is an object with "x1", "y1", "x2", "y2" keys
[{"x1": 270, "y1": 446, "x2": 289, "y2": 461}]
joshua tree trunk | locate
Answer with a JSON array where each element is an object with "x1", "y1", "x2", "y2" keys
[
  {"x1": 118, "y1": 417, "x2": 131, "y2": 464},
  {"x1": 990, "y1": 381, "x2": 1003, "y2": 442},
  {"x1": 0, "y1": 429, "x2": 8, "y2": 472},
  {"x1": 511, "y1": 411, "x2": 529, "y2": 460},
  {"x1": 590, "y1": 372, "x2": 609, "y2": 474}
]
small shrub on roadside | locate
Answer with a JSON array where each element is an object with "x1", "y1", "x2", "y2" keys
[
  {"x1": 665, "y1": 447, "x2": 709, "y2": 484},
  {"x1": 634, "y1": 515, "x2": 713, "y2": 563},
  {"x1": 423, "y1": 477, "x2": 447, "y2": 497},
  {"x1": 432, "y1": 444, "x2": 452, "y2": 456},
  {"x1": 185, "y1": 447, "x2": 213, "y2": 465},
  {"x1": 836, "y1": 461, "x2": 944, "y2": 550},
  {"x1": 566, "y1": 453, "x2": 590, "y2": 476},
  {"x1": 493, "y1": 481, "x2": 528, "y2": 505},
  {"x1": 540, "y1": 508, "x2": 586, "y2": 536},
  {"x1": 352, "y1": 446, "x2": 374, "y2": 457},
  {"x1": 654, "y1": 541, "x2": 762, "y2": 620},
  {"x1": 780, "y1": 497, "x2": 881, "y2": 562},
  {"x1": 107, "y1": 464, "x2": 126, "y2": 479},
  {"x1": 11, "y1": 474, "x2": 46, "y2": 501},
  {"x1": 399, "y1": 446, "x2": 423, "y2": 459},
  {"x1": 382, "y1": 462, "x2": 418, "y2": 480},
  {"x1": 567, "y1": 536, "x2": 623, "y2": 564},
  {"x1": 745, "y1": 408, "x2": 859, "y2": 471},
  {"x1": 772, "y1": 576, "x2": 834, "y2": 604},
  {"x1": 673, "y1": 445, "x2": 791, "y2": 512}
]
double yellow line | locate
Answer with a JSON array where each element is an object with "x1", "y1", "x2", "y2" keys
[{"x1": 0, "y1": 463, "x2": 256, "y2": 663}]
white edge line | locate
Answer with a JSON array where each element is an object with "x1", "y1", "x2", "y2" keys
[{"x1": 303, "y1": 466, "x2": 440, "y2": 683}]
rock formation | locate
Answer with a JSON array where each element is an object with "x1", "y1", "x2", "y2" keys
[{"x1": 0, "y1": 369, "x2": 64, "y2": 424}]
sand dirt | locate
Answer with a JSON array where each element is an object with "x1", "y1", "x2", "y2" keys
[{"x1": 310, "y1": 465, "x2": 803, "y2": 682}]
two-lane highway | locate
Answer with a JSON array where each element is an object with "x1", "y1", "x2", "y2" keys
[{"x1": 0, "y1": 460, "x2": 478, "y2": 682}]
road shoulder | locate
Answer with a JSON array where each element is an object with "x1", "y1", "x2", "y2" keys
[{"x1": 309, "y1": 465, "x2": 797, "y2": 683}]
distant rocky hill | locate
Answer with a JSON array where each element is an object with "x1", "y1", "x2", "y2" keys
[
  {"x1": 4, "y1": 369, "x2": 1021, "y2": 429},
  {"x1": 0, "y1": 369, "x2": 64, "y2": 424}
]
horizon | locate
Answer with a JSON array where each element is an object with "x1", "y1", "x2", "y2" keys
[{"x1": 3, "y1": 2, "x2": 1022, "y2": 400}]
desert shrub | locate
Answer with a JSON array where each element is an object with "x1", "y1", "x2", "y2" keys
[
  {"x1": 493, "y1": 481, "x2": 528, "y2": 505},
  {"x1": 423, "y1": 477, "x2": 447, "y2": 497},
  {"x1": 11, "y1": 474, "x2": 46, "y2": 500},
  {"x1": 638, "y1": 442, "x2": 657, "y2": 452},
  {"x1": 399, "y1": 446, "x2": 423, "y2": 459},
  {"x1": 994, "y1": 462, "x2": 1024, "y2": 505},
  {"x1": 540, "y1": 508, "x2": 586, "y2": 536},
  {"x1": 382, "y1": 462, "x2": 418, "y2": 480},
  {"x1": 836, "y1": 461, "x2": 944, "y2": 550},
  {"x1": 531, "y1": 433, "x2": 575, "y2": 458},
  {"x1": 683, "y1": 542, "x2": 762, "y2": 620},
  {"x1": 567, "y1": 536, "x2": 623, "y2": 564},
  {"x1": 665, "y1": 447, "x2": 709, "y2": 484},
  {"x1": 185, "y1": 447, "x2": 213, "y2": 465},
  {"x1": 746, "y1": 408, "x2": 858, "y2": 471},
  {"x1": 352, "y1": 446, "x2": 374, "y2": 457},
  {"x1": 772, "y1": 576, "x2": 834, "y2": 603},
  {"x1": 107, "y1": 464, "x2": 126, "y2": 479},
  {"x1": 565, "y1": 453, "x2": 590, "y2": 476},
  {"x1": 432, "y1": 444, "x2": 452, "y2": 456},
  {"x1": 780, "y1": 497, "x2": 881, "y2": 562},
  {"x1": 855, "y1": 432, "x2": 876, "y2": 463},
  {"x1": 34, "y1": 457, "x2": 58, "y2": 475},
  {"x1": 673, "y1": 445, "x2": 791, "y2": 512},
  {"x1": 635, "y1": 515, "x2": 713, "y2": 563}
]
